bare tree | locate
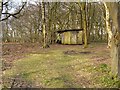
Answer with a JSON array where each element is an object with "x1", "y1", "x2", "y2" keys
[{"x1": 0, "y1": 0, "x2": 26, "y2": 21}]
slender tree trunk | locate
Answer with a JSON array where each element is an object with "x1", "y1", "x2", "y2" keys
[
  {"x1": 41, "y1": 2, "x2": 47, "y2": 48},
  {"x1": 78, "y1": 2, "x2": 87, "y2": 47},
  {"x1": 82, "y1": 3, "x2": 87, "y2": 48},
  {"x1": 103, "y1": 2, "x2": 112, "y2": 48},
  {"x1": 0, "y1": 0, "x2": 2, "y2": 85},
  {"x1": 0, "y1": 0, "x2": 2, "y2": 17},
  {"x1": 80, "y1": 8, "x2": 82, "y2": 29}
]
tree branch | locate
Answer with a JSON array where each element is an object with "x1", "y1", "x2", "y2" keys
[{"x1": 0, "y1": 2, "x2": 26, "y2": 21}]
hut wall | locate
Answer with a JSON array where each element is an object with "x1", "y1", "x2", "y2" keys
[
  {"x1": 61, "y1": 33, "x2": 64, "y2": 44},
  {"x1": 63, "y1": 32, "x2": 71, "y2": 44},
  {"x1": 77, "y1": 31, "x2": 83, "y2": 44},
  {"x1": 57, "y1": 30, "x2": 83, "y2": 45},
  {"x1": 71, "y1": 31, "x2": 77, "y2": 44}
]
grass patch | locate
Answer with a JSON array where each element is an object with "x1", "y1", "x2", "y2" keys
[
  {"x1": 92, "y1": 64, "x2": 119, "y2": 88},
  {"x1": 3, "y1": 43, "x2": 119, "y2": 88}
]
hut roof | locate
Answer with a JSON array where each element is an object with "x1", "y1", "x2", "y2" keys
[{"x1": 56, "y1": 29, "x2": 83, "y2": 33}]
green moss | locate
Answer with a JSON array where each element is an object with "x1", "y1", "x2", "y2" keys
[
  {"x1": 99, "y1": 74, "x2": 119, "y2": 87},
  {"x1": 92, "y1": 64, "x2": 119, "y2": 88}
]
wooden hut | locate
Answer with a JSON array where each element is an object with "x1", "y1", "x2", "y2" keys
[{"x1": 56, "y1": 29, "x2": 83, "y2": 44}]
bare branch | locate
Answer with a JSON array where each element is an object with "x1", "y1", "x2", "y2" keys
[
  {"x1": 3, "y1": 0, "x2": 10, "y2": 5},
  {"x1": 0, "y1": 2, "x2": 26, "y2": 21}
]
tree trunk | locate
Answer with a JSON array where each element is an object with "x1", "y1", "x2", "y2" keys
[
  {"x1": 105, "y1": 2, "x2": 120, "y2": 77},
  {"x1": 118, "y1": 3, "x2": 120, "y2": 78},
  {"x1": 110, "y1": 3, "x2": 120, "y2": 77},
  {"x1": 41, "y1": 2, "x2": 48, "y2": 48},
  {"x1": 0, "y1": 0, "x2": 2, "y2": 17},
  {"x1": 103, "y1": 2, "x2": 112, "y2": 48},
  {"x1": 82, "y1": 3, "x2": 87, "y2": 48},
  {"x1": 0, "y1": 0, "x2": 2, "y2": 85}
]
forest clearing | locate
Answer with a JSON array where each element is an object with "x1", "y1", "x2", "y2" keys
[
  {"x1": 1, "y1": 0, "x2": 120, "y2": 89},
  {"x1": 2, "y1": 43, "x2": 119, "y2": 88}
]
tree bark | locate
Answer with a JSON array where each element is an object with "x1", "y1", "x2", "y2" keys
[
  {"x1": 110, "y1": 3, "x2": 120, "y2": 77},
  {"x1": 104, "y1": 2, "x2": 120, "y2": 77},
  {"x1": 82, "y1": 3, "x2": 87, "y2": 48},
  {"x1": 118, "y1": 3, "x2": 120, "y2": 78},
  {"x1": 0, "y1": 0, "x2": 2, "y2": 17},
  {"x1": 41, "y1": 2, "x2": 47, "y2": 48},
  {"x1": 103, "y1": 2, "x2": 112, "y2": 48}
]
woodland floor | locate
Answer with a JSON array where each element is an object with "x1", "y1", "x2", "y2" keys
[{"x1": 2, "y1": 43, "x2": 119, "y2": 88}]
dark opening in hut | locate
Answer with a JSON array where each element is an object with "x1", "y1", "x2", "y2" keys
[{"x1": 56, "y1": 29, "x2": 84, "y2": 45}]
